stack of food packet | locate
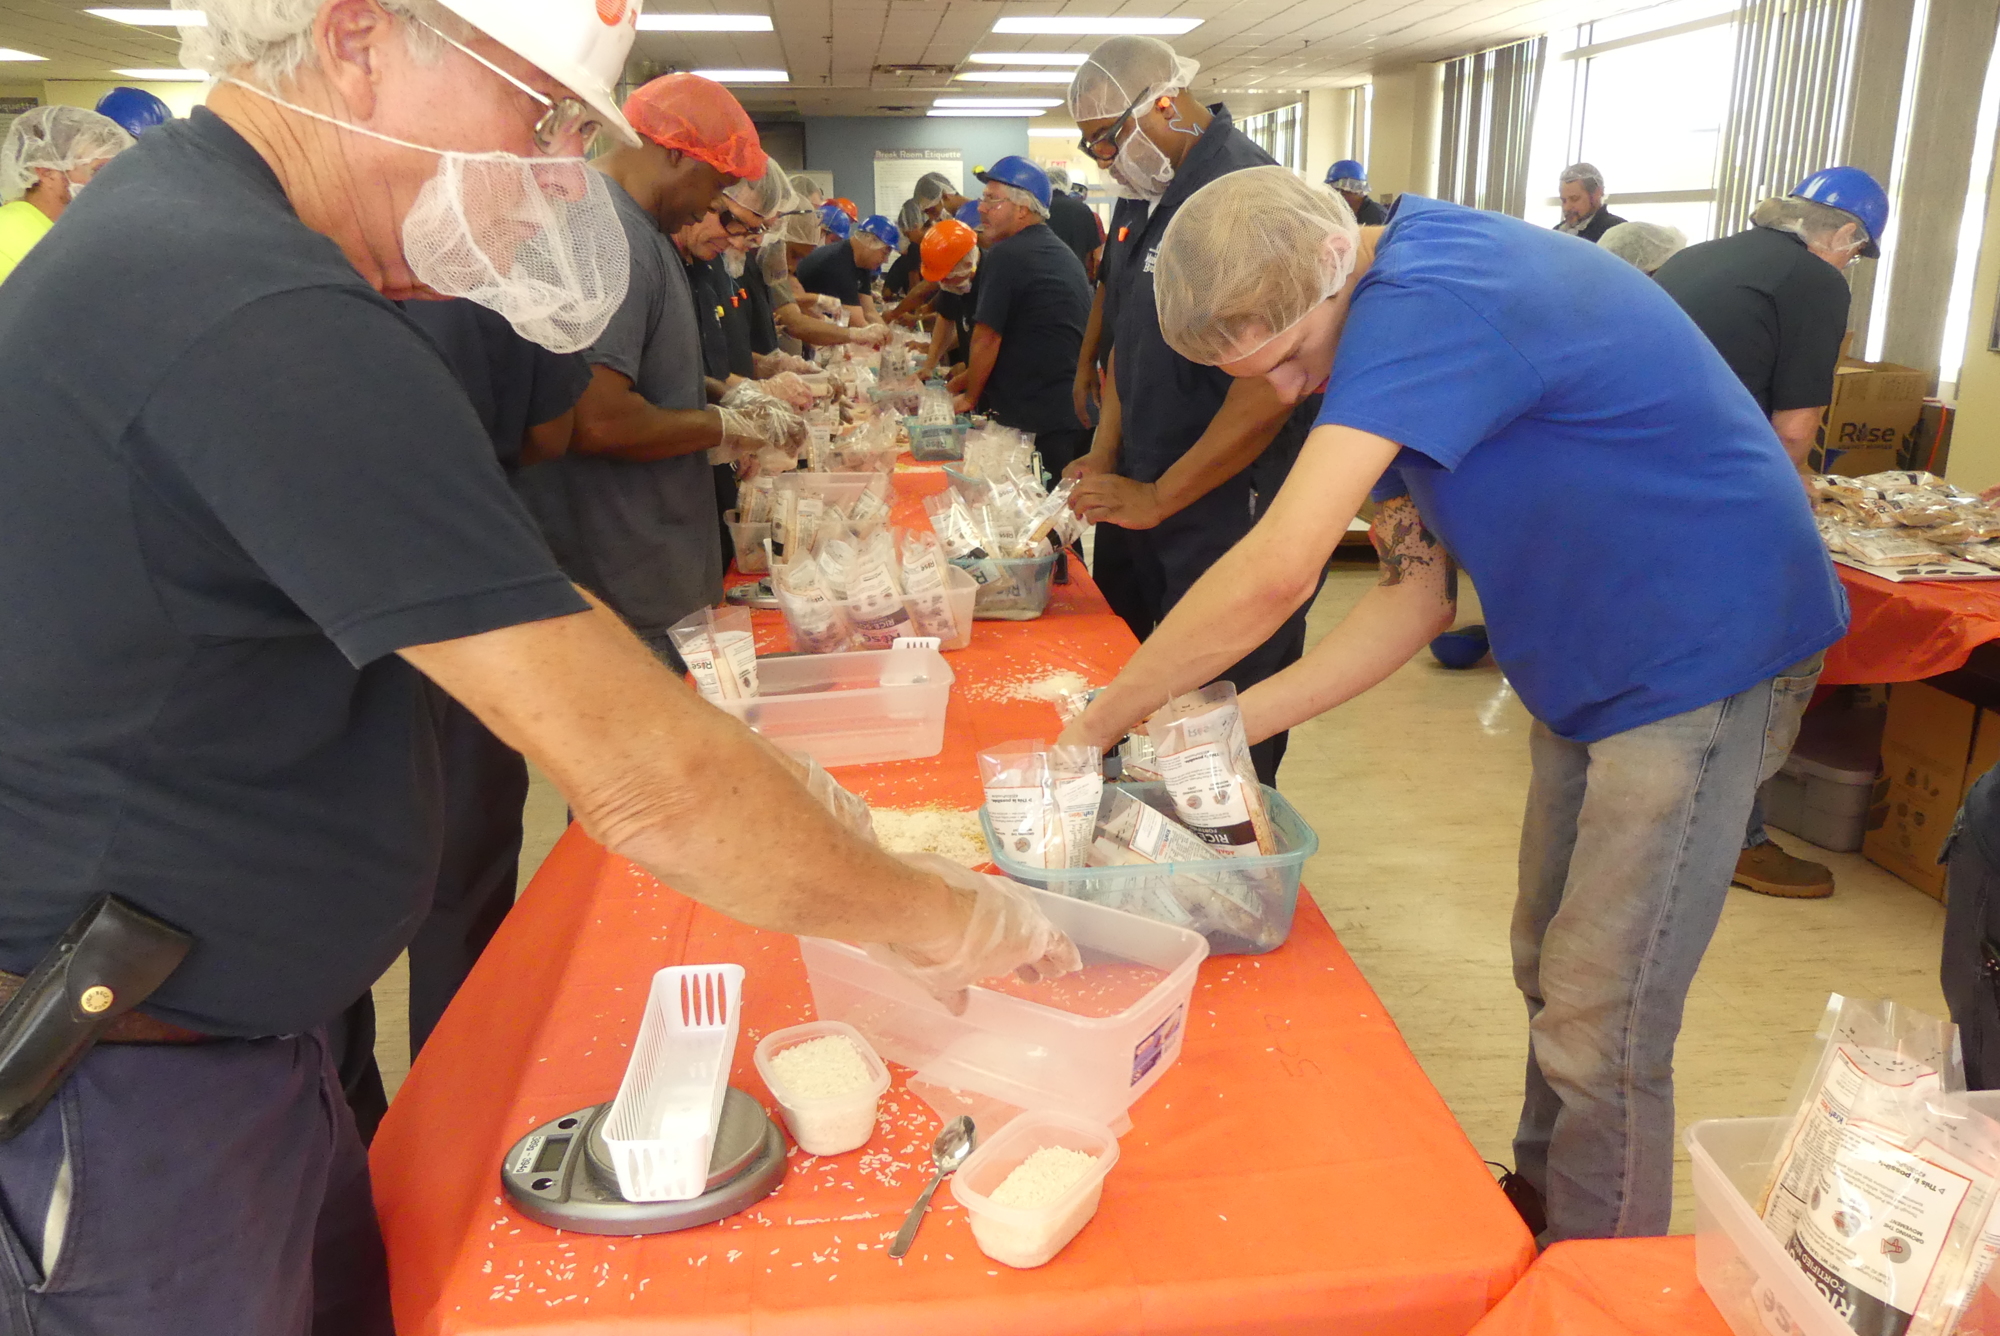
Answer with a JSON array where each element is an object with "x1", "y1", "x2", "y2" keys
[
  {"x1": 923, "y1": 476, "x2": 1080, "y2": 585},
  {"x1": 1757, "y1": 995, "x2": 2000, "y2": 1336},
  {"x1": 763, "y1": 513, "x2": 961, "y2": 655},
  {"x1": 1812, "y1": 471, "x2": 2000, "y2": 570},
  {"x1": 960, "y1": 423, "x2": 1038, "y2": 482}
]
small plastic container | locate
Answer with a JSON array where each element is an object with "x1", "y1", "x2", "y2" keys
[
  {"x1": 950, "y1": 1111, "x2": 1120, "y2": 1268},
  {"x1": 800, "y1": 887, "x2": 1208, "y2": 1131},
  {"x1": 984, "y1": 782, "x2": 1320, "y2": 956},
  {"x1": 724, "y1": 509, "x2": 769, "y2": 575},
  {"x1": 753, "y1": 1021, "x2": 889, "y2": 1156},
  {"x1": 973, "y1": 545, "x2": 1058, "y2": 620},
  {"x1": 713, "y1": 646, "x2": 952, "y2": 768},
  {"x1": 773, "y1": 471, "x2": 893, "y2": 513},
  {"x1": 1687, "y1": 1091, "x2": 2000, "y2": 1336},
  {"x1": 940, "y1": 565, "x2": 978, "y2": 651},
  {"x1": 904, "y1": 415, "x2": 971, "y2": 461}
]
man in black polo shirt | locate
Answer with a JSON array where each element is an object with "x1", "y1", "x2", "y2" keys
[
  {"x1": 1655, "y1": 165, "x2": 1887, "y2": 902},
  {"x1": 795, "y1": 212, "x2": 896, "y2": 323},
  {"x1": 952, "y1": 157, "x2": 1093, "y2": 472},
  {"x1": 1045, "y1": 165, "x2": 1105, "y2": 281},
  {"x1": 1555, "y1": 163, "x2": 1626, "y2": 243},
  {"x1": 0, "y1": 12, "x2": 1075, "y2": 1328},
  {"x1": 1061, "y1": 35, "x2": 1320, "y2": 783}
]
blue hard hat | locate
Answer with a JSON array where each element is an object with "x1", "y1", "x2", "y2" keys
[
  {"x1": 817, "y1": 202, "x2": 852, "y2": 239},
  {"x1": 95, "y1": 86, "x2": 172, "y2": 137},
  {"x1": 857, "y1": 214, "x2": 901, "y2": 248},
  {"x1": 976, "y1": 155, "x2": 1052, "y2": 211},
  {"x1": 954, "y1": 200, "x2": 982, "y2": 228},
  {"x1": 1789, "y1": 166, "x2": 1888, "y2": 258},
  {"x1": 1325, "y1": 159, "x2": 1366, "y2": 188}
]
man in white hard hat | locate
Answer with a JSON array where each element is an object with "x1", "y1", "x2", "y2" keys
[{"x1": 0, "y1": 0, "x2": 1077, "y2": 1327}]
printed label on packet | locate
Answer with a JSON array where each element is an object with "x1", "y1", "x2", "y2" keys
[
  {"x1": 681, "y1": 630, "x2": 758, "y2": 702},
  {"x1": 987, "y1": 785, "x2": 1059, "y2": 867},
  {"x1": 1156, "y1": 742, "x2": 1259, "y2": 853}
]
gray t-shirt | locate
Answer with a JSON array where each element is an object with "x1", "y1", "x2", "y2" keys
[{"x1": 516, "y1": 177, "x2": 721, "y2": 640}]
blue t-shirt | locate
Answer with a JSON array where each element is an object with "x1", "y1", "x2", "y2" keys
[{"x1": 1318, "y1": 196, "x2": 1847, "y2": 742}]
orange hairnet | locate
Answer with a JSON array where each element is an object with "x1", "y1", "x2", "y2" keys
[
  {"x1": 623, "y1": 73, "x2": 767, "y2": 181},
  {"x1": 832, "y1": 197, "x2": 859, "y2": 220},
  {"x1": 921, "y1": 218, "x2": 977, "y2": 281}
]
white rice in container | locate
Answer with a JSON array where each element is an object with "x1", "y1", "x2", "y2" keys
[
  {"x1": 969, "y1": 1146, "x2": 1105, "y2": 1268},
  {"x1": 764, "y1": 1034, "x2": 880, "y2": 1155}
]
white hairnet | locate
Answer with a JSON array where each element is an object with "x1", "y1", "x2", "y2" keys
[
  {"x1": 1067, "y1": 35, "x2": 1200, "y2": 123},
  {"x1": 724, "y1": 159, "x2": 789, "y2": 218},
  {"x1": 773, "y1": 204, "x2": 820, "y2": 246},
  {"x1": 1598, "y1": 220, "x2": 1686, "y2": 274},
  {"x1": 1046, "y1": 165, "x2": 1071, "y2": 191},
  {"x1": 1559, "y1": 162, "x2": 1603, "y2": 192},
  {"x1": 913, "y1": 171, "x2": 954, "y2": 207},
  {"x1": 1155, "y1": 167, "x2": 1360, "y2": 366},
  {"x1": 896, "y1": 196, "x2": 924, "y2": 241},
  {"x1": 1, "y1": 106, "x2": 135, "y2": 202}
]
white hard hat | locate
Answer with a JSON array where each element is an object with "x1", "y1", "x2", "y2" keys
[{"x1": 435, "y1": 0, "x2": 642, "y2": 146}]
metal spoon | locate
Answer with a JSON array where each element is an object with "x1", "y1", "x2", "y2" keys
[{"x1": 889, "y1": 1115, "x2": 975, "y2": 1259}]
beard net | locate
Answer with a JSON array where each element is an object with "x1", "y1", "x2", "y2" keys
[
  {"x1": 402, "y1": 152, "x2": 631, "y2": 354},
  {"x1": 1154, "y1": 166, "x2": 1360, "y2": 367}
]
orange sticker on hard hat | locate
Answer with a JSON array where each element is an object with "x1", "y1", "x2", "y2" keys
[{"x1": 596, "y1": 0, "x2": 627, "y2": 25}]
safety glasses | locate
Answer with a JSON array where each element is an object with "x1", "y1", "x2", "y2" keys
[
  {"x1": 1077, "y1": 90, "x2": 1146, "y2": 163},
  {"x1": 417, "y1": 18, "x2": 604, "y2": 157}
]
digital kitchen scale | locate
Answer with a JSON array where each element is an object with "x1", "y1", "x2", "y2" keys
[{"x1": 501, "y1": 1087, "x2": 785, "y2": 1235}]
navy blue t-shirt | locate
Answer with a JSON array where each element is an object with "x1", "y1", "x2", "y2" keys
[
  {"x1": 973, "y1": 222, "x2": 1091, "y2": 433},
  {"x1": 795, "y1": 239, "x2": 865, "y2": 307},
  {"x1": 399, "y1": 299, "x2": 591, "y2": 473},
  {"x1": 1322, "y1": 197, "x2": 1847, "y2": 741}
]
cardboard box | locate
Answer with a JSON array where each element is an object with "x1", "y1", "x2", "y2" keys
[
  {"x1": 1904, "y1": 400, "x2": 1955, "y2": 474},
  {"x1": 1863, "y1": 682, "x2": 1984, "y2": 899},
  {"x1": 1811, "y1": 357, "x2": 1931, "y2": 475}
]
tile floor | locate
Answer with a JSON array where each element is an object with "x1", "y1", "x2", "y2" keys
[{"x1": 372, "y1": 557, "x2": 1952, "y2": 1238}]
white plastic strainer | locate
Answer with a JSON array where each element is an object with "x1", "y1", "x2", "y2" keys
[{"x1": 601, "y1": 964, "x2": 745, "y2": 1202}]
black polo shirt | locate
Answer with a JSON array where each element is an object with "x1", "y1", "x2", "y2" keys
[
  {"x1": 933, "y1": 284, "x2": 977, "y2": 367},
  {"x1": 399, "y1": 299, "x2": 592, "y2": 473},
  {"x1": 883, "y1": 242, "x2": 922, "y2": 300},
  {"x1": 685, "y1": 254, "x2": 735, "y2": 380},
  {"x1": 795, "y1": 239, "x2": 866, "y2": 307},
  {"x1": 743, "y1": 264, "x2": 779, "y2": 357},
  {"x1": 973, "y1": 221, "x2": 1091, "y2": 433},
  {"x1": 1654, "y1": 225, "x2": 1851, "y2": 414},
  {"x1": 1109, "y1": 107, "x2": 1318, "y2": 483},
  {"x1": 1096, "y1": 196, "x2": 1150, "y2": 371},
  {"x1": 0, "y1": 109, "x2": 588, "y2": 1037},
  {"x1": 1048, "y1": 192, "x2": 1104, "y2": 273}
]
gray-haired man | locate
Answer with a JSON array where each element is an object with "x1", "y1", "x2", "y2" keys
[{"x1": 1555, "y1": 162, "x2": 1626, "y2": 243}]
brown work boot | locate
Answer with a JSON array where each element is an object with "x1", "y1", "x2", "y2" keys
[{"x1": 1733, "y1": 842, "x2": 1835, "y2": 899}]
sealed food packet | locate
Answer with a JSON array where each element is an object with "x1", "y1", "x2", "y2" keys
[
  {"x1": 768, "y1": 546, "x2": 853, "y2": 654},
  {"x1": 842, "y1": 533, "x2": 913, "y2": 649},
  {"x1": 1146, "y1": 683, "x2": 1279, "y2": 857},
  {"x1": 1017, "y1": 478, "x2": 1079, "y2": 557},
  {"x1": 1761, "y1": 1050, "x2": 2000, "y2": 1336},
  {"x1": 900, "y1": 529, "x2": 959, "y2": 640},
  {"x1": 925, "y1": 490, "x2": 1002, "y2": 586},
  {"x1": 1048, "y1": 744, "x2": 1104, "y2": 870},
  {"x1": 1088, "y1": 787, "x2": 1276, "y2": 947},
  {"x1": 979, "y1": 742, "x2": 1065, "y2": 868},
  {"x1": 666, "y1": 606, "x2": 759, "y2": 703}
]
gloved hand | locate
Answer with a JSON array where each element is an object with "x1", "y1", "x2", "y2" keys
[
  {"x1": 754, "y1": 350, "x2": 816, "y2": 378},
  {"x1": 866, "y1": 853, "x2": 1083, "y2": 1015},
  {"x1": 718, "y1": 383, "x2": 808, "y2": 456},
  {"x1": 798, "y1": 754, "x2": 876, "y2": 843},
  {"x1": 759, "y1": 371, "x2": 816, "y2": 412},
  {"x1": 815, "y1": 294, "x2": 845, "y2": 317},
  {"x1": 848, "y1": 324, "x2": 892, "y2": 349}
]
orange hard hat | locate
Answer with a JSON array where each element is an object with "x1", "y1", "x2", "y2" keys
[
  {"x1": 832, "y1": 197, "x2": 859, "y2": 220},
  {"x1": 623, "y1": 73, "x2": 766, "y2": 180},
  {"x1": 921, "y1": 218, "x2": 977, "y2": 282}
]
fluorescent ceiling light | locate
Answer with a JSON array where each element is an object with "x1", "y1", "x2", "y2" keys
[
  {"x1": 114, "y1": 67, "x2": 206, "y2": 79},
  {"x1": 637, "y1": 13, "x2": 772, "y2": 30},
  {"x1": 992, "y1": 16, "x2": 1203, "y2": 35},
  {"x1": 692, "y1": 68, "x2": 788, "y2": 81},
  {"x1": 0, "y1": 48, "x2": 46, "y2": 60},
  {"x1": 952, "y1": 71, "x2": 1073, "y2": 84},
  {"x1": 87, "y1": 7, "x2": 206, "y2": 23},
  {"x1": 965, "y1": 52, "x2": 1089, "y2": 64},
  {"x1": 1027, "y1": 127, "x2": 1078, "y2": 137},
  {"x1": 927, "y1": 108, "x2": 1047, "y2": 117},
  {"x1": 932, "y1": 96, "x2": 1063, "y2": 107}
]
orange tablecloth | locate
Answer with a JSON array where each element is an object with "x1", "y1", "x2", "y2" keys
[
  {"x1": 1465, "y1": 1238, "x2": 1729, "y2": 1336},
  {"x1": 370, "y1": 467, "x2": 1535, "y2": 1334},
  {"x1": 1824, "y1": 566, "x2": 2000, "y2": 685}
]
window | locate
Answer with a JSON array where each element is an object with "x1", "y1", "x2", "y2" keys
[
  {"x1": 1525, "y1": 0, "x2": 1737, "y2": 241},
  {"x1": 1240, "y1": 103, "x2": 1304, "y2": 173}
]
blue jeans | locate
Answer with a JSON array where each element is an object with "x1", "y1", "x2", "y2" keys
[
  {"x1": 1742, "y1": 668, "x2": 1815, "y2": 851},
  {"x1": 1512, "y1": 656, "x2": 1822, "y2": 1241}
]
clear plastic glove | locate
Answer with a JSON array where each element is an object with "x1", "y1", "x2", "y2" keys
[
  {"x1": 799, "y1": 754, "x2": 875, "y2": 843},
  {"x1": 849, "y1": 324, "x2": 892, "y2": 349},
  {"x1": 755, "y1": 350, "x2": 816, "y2": 378},
  {"x1": 866, "y1": 853, "x2": 1083, "y2": 1015},
  {"x1": 815, "y1": 294, "x2": 845, "y2": 317},
  {"x1": 760, "y1": 371, "x2": 816, "y2": 412},
  {"x1": 718, "y1": 384, "x2": 808, "y2": 455}
]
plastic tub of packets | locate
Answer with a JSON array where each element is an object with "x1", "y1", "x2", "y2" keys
[
  {"x1": 973, "y1": 542, "x2": 1058, "y2": 620},
  {"x1": 923, "y1": 479, "x2": 1079, "y2": 623},
  {"x1": 768, "y1": 528, "x2": 971, "y2": 655},
  {"x1": 903, "y1": 415, "x2": 971, "y2": 462}
]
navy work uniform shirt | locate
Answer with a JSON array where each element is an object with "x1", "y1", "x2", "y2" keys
[
  {"x1": 0, "y1": 110, "x2": 589, "y2": 1037},
  {"x1": 972, "y1": 220, "x2": 1092, "y2": 434}
]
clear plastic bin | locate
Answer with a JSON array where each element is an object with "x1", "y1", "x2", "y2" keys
[
  {"x1": 1688, "y1": 1091, "x2": 2000, "y2": 1336},
  {"x1": 982, "y1": 782, "x2": 1319, "y2": 956},
  {"x1": 973, "y1": 544, "x2": 1057, "y2": 620},
  {"x1": 752, "y1": 1020, "x2": 889, "y2": 1157},
  {"x1": 724, "y1": 509, "x2": 769, "y2": 575},
  {"x1": 904, "y1": 415, "x2": 970, "y2": 461},
  {"x1": 713, "y1": 646, "x2": 952, "y2": 768},
  {"x1": 950, "y1": 1110, "x2": 1120, "y2": 1268},
  {"x1": 799, "y1": 888, "x2": 1208, "y2": 1133},
  {"x1": 773, "y1": 472, "x2": 893, "y2": 513}
]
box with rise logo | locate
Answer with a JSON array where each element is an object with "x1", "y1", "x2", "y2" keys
[{"x1": 1810, "y1": 358, "x2": 1930, "y2": 476}]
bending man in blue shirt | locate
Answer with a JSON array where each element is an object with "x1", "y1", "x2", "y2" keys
[{"x1": 1063, "y1": 167, "x2": 1848, "y2": 1243}]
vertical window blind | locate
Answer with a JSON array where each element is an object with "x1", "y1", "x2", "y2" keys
[
  {"x1": 1439, "y1": 36, "x2": 1547, "y2": 216},
  {"x1": 1714, "y1": 0, "x2": 1863, "y2": 236}
]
